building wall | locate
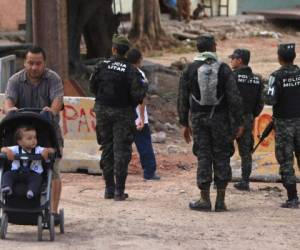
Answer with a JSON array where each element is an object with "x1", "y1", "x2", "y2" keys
[
  {"x1": 237, "y1": 0, "x2": 300, "y2": 14},
  {"x1": 0, "y1": 0, "x2": 25, "y2": 31}
]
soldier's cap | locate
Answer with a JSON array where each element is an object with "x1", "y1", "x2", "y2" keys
[
  {"x1": 228, "y1": 49, "x2": 250, "y2": 64},
  {"x1": 197, "y1": 34, "x2": 215, "y2": 44},
  {"x1": 112, "y1": 34, "x2": 130, "y2": 47},
  {"x1": 196, "y1": 34, "x2": 216, "y2": 51},
  {"x1": 277, "y1": 43, "x2": 296, "y2": 56}
]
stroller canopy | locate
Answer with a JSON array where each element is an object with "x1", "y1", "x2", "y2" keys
[{"x1": 0, "y1": 111, "x2": 61, "y2": 157}]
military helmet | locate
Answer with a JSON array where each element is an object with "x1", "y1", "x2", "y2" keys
[{"x1": 112, "y1": 34, "x2": 131, "y2": 47}]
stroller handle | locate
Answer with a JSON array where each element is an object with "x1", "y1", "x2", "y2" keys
[{"x1": 17, "y1": 108, "x2": 42, "y2": 113}]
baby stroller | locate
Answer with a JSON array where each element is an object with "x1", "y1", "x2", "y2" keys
[{"x1": 0, "y1": 108, "x2": 64, "y2": 241}]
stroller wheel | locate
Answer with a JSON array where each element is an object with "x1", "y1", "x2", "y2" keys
[
  {"x1": 59, "y1": 209, "x2": 65, "y2": 234},
  {"x1": 49, "y1": 214, "x2": 55, "y2": 241},
  {"x1": 37, "y1": 215, "x2": 43, "y2": 241},
  {"x1": 0, "y1": 212, "x2": 8, "y2": 239}
]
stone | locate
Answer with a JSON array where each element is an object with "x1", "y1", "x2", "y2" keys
[
  {"x1": 167, "y1": 145, "x2": 182, "y2": 154},
  {"x1": 153, "y1": 121, "x2": 167, "y2": 132},
  {"x1": 164, "y1": 122, "x2": 179, "y2": 131},
  {"x1": 151, "y1": 132, "x2": 167, "y2": 143}
]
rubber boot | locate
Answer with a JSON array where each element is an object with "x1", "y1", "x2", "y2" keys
[
  {"x1": 281, "y1": 184, "x2": 299, "y2": 209},
  {"x1": 114, "y1": 174, "x2": 129, "y2": 201},
  {"x1": 215, "y1": 189, "x2": 227, "y2": 212},
  {"x1": 189, "y1": 190, "x2": 211, "y2": 211},
  {"x1": 104, "y1": 173, "x2": 115, "y2": 199}
]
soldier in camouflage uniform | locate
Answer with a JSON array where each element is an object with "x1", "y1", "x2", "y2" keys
[
  {"x1": 90, "y1": 35, "x2": 147, "y2": 201},
  {"x1": 265, "y1": 43, "x2": 300, "y2": 208},
  {"x1": 178, "y1": 34, "x2": 244, "y2": 212},
  {"x1": 229, "y1": 49, "x2": 264, "y2": 191}
]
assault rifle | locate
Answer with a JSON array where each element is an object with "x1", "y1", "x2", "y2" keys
[{"x1": 252, "y1": 120, "x2": 274, "y2": 153}]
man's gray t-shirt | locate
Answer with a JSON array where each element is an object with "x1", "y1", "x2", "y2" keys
[
  {"x1": 5, "y1": 68, "x2": 64, "y2": 111},
  {"x1": 5, "y1": 68, "x2": 64, "y2": 145}
]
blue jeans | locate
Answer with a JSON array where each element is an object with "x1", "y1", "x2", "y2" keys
[{"x1": 134, "y1": 124, "x2": 157, "y2": 179}]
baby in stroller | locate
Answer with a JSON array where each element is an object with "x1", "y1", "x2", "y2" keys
[
  {"x1": 1, "y1": 125, "x2": 55, "y2": 199},
  {"x1": 0, "y1": 109, "x2": 64, "y2": 241}
]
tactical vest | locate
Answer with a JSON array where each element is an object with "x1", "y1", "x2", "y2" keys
[
  {"x1": 273, "y1": 65, "x2": 300, "y2": 119},
  {"x1": 233, "y1": 67, "x2": 262, "y2": 115},
  {"x1": 95, "y1": 57, "x2": 132, "y2": 108}
]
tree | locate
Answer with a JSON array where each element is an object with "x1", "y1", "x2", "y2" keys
[
  {"x1": 129, "y1": 0, "x2": 175, "y2": 50},
  {"x1": 67, "y1": 0, "x2": 120, "y2": 72}
]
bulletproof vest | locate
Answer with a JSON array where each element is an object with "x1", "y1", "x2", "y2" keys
[
  {"x1": 95, "y1": 57, "x2": 132, "y2": 108},
  {"x1": 233, "y1": 67, "x2": 262, "y2": 115},
  {"x1": 273, "y1": 65, "x2": 300, "y2": 119},
  {"x1": 189, "y1": 60, "x2": 227, "y2": 114}
]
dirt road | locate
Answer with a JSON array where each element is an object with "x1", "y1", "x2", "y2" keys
[
  {"x1": 2, "y1": 35, "x2": 300, "y2": 249},
  {"x1": 2, "y1": 153, "x2": 300, "y2": 250}
]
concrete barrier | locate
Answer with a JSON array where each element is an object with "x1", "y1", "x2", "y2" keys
[{"x1": 60, "y1": 97, "x2": 100, "y2": 174}]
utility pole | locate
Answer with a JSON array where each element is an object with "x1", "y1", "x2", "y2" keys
[
  {"x1": 32, "y1": 0, "x2": 69, "y2": 79},
  {"x1": 26, "y1": 0, "x2": 33, "y2": 43}
]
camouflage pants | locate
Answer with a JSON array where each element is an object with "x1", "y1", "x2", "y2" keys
[
  {"x1": 236, "y1": 113, "x2": 254, "y2": 181},
  {"x1": 274, "y1": 118, "x2": 300, "y2": 186},
  {"x1": 191, "y1": 112, "x2": 233, "y2": 190},
  {"x1": 94, "y1": 105, "x2": 136, "y2": 190}
]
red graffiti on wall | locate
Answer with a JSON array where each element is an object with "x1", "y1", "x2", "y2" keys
[{"x1": 62, "y1": 104, "x2": 96, "y2": 135}]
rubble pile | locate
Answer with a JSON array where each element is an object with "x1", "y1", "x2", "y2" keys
[{"x1": 161, "y1": 15, "x2": 287, "y2": 41}]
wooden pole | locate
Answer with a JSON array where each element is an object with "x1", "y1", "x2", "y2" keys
[
  {"x1": 26, "y1": 0, "x2": 33, "y2": 43},
  {"x1": 32, "y1": 0, "x2": 69, "y2": 79}
]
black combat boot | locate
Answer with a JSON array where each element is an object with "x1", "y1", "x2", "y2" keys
[
  {"x1": 281, "y1": 184, "x2": 299, "y2": 209},
  {"x1": 234, "y1": 180, "x2": 250, "y2": 191},
  {"x1": 114, "y1": 174, "x2": 129, "y2": 201},
  {"x1": 215, "y1": 189, "x2": 227, "y2": 212},
  {"x1": 104, "y1": 186, "x2": 115, "y2": 199},
  {"x1": 189, "y1": 189, "x2": 211, "y2": 211},
  {"x1": 104, "y1": 173, "x2": 115, "y2": 199},
  {"x1": 114, "y1": 190, "x2": 129, "y2": 201}
]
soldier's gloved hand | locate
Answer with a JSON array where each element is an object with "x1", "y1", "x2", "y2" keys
[{"x1": 182, "y1": 126, "x2": 192, "y2": 144}]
